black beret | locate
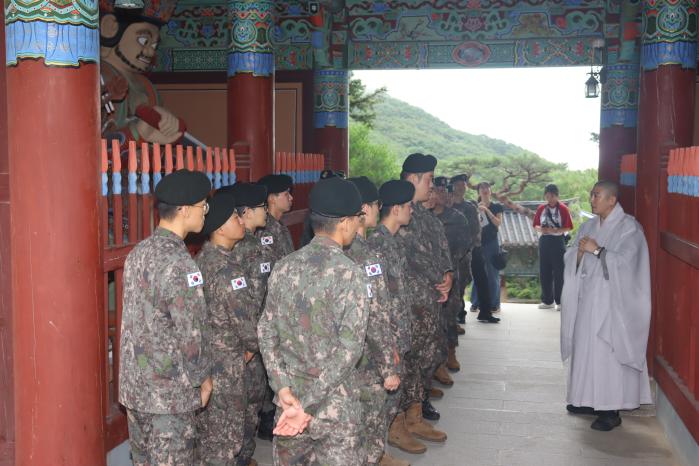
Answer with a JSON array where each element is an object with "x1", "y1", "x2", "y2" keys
[
  {"x1": 433, "y1": 176, "x2": 448, "y2": 188},
  {"x1": 258, "y1": 174, "x2": 293, "y2": 195},
  {"x1": 222, "y1": 182, "x2": 267, "y2": 207},
  {"x1": 347, "y1": 176, "x2": 379, "y2": 204},
  {"x1": 155, "y1": 169, "x2": 211, "y2": 205},
  {"x1": 450, "y1": 174, "x2": 469, "y2": 183},
  {"x1": 202, "y1": 192, "x2": 236, "y2": 235},
  {"x1": 379, "y1": 180, "x2": 415, "y2": 207},
  {"x1": 309, "y1": 177, "x2": 362, "y2": 218},
  {"x1": 402, "y1": 153, "x2": 437, "y2": 174}
]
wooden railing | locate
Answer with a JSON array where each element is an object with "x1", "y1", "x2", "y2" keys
[{"x1": 100, "y1": 139, "x2": 237, "y2": 450}]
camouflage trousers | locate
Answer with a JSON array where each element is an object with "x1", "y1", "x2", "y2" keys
[
  {"x1": 400, "y1": 349, "x2": 424, "y2": 409},
  {"x1": 237, "y1": 354, "x2": 267, "y2": 466},
  {"x1": 413, "y1": 303, "x2": 446, "y2": 395},
  {"x1": 359, "y1": 381, "x2": 388, "y2": 464},
  {"x1": 126, "y1": 409, "x2": 196, "y2": 466},
  {"x1": 197, "y1": 357, "x2": 247, "y2": 466}
]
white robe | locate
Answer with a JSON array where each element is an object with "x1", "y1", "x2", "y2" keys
[{"x1": 561, "y1": 203, "x2": 652, "y2": 410}]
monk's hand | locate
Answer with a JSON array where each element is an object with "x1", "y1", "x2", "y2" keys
[
  {"x1": 200, "y1": 376, "x2": 213, "y2": 407},
  {"x1": 384, "y1": 374, "x2": 401, "y2": 391},
  {"x1": 582, "y1": 237, "x2": 599, "y2": 254}
]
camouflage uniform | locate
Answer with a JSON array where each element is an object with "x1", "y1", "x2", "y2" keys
[
  {"x1": 346, "y1": 234, "x2": 400, "y2": 464},
  {"x1": 258, "y1": 236, "x2": 371, "y2": 466},
  {"x1": 230, "y1": 231, "x2": 275, "y2": 465},
  {"x1": 367, "y1": 224, "x2": 414, "y2": 442},
  {"x1": 397, "y1": 202, "x2": 452, "y2": 405},
  {"x1": 119, "y1": 227, "x2": 211, "y2": 466},
  {"x1": 195, "y1": 241, "x2": 260, "y2": 465},
  {"x1": 451, "y1": 200, "x2": 480, "y2": 317},
  {"x1": 256, "y1": 214, "x2": 295, "y2": 261},
  {"x1": 436, "y1": 207, "x2": 471, "y2": 347}
]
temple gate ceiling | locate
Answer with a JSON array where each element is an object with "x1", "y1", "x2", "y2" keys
[{"x1": 152, "y1": 1, "x2": 626, "y2": 72}]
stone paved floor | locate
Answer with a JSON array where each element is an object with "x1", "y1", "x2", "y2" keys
[{"x1": 253, "y1": 303, "x2": 682, "y2": 466}]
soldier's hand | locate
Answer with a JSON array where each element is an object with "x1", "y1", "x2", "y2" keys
[
  {"x1": 278, "y1": 387, "x2": 302, "y2": 411},
  {"x1": 244, "y1": 351, "x2": 255, "y2": 363},
  {"x1": 274, "y1": 406, "x2": 312, "y2": 437},
  {"x1": 200, "y1": 377, "x2": 213, "y2": 407},
  {"x1": 435, "y1": 272, "x2": 453, "y2": 294},
  {"x1": 383, "y1": 375, "x2": 401, "y2": 391}
]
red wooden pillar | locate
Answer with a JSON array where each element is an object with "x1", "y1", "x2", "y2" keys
[
  {"x1": 0, "y1": 6, "x2": 14, "y2": 466},
  {"x1": 313, "y1": 69, "x2": 349, "y2": 174},
  {"x1": 636, "y1": 1, "x2": 696, "y2": 377},
  {"x1": 227, "y1": 1, "x2": 275, "y2": 181},
  {"x1": 5, "y1": 3, "x2": 106, "y2": 465}
]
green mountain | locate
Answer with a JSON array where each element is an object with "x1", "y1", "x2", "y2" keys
[{"x1": 367, "y1": 94, "x2": 538, "y2": 160}]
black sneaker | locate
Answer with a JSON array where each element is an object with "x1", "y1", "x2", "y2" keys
[
  {"x1": 477, "y1": 312, "x2": 500, "y2": 323},
  {"x1": 566, "y1": 404, "x2": 596, "y2": 415},
  {"x1": 422, "y1": 399, "x2": 441, "y2": 421},
  {"x1": 470, "y1": 305, "x2": 479, "y2": 313},
  {"x1": 591, "y1": 411, "x2": 622, "y2": 431}
]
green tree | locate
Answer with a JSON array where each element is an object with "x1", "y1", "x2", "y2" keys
[
  {"x1": 349, "y1": 123, "x2": 400, "y2": 185},
  {"x1": 349, "y1": 75, "x2": 387, "y2": 128}
]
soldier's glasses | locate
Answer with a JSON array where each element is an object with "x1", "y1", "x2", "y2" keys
[{"x1": 188, "y1": 202, "x2": 209, "y2": 215}]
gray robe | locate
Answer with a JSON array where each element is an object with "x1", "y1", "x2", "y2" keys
[{"x1": 561, "y1": 203, "x2": 652, "y2": 410}]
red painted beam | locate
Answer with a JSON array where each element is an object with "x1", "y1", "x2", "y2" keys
[{"x1": 8, "y1": 59, "x2": 107, "y2": 465}]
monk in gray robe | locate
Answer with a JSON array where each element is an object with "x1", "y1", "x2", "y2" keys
[{"x1": 560, "y1": 181, "x2": 652, "y2": 431}]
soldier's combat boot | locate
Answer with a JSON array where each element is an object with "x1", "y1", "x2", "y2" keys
[
  {"x1": 379, "y1": 452, "x2": 411, "y2": 466},
  {"x1": 456, "y1": 324, "x2": 465, "y2": 335},
  {"x1": 429, "y1": 387, "x2": 444, "y2": 399},
  {"x1": 422, "y1": 398, "x2": 440, "y2": 420},
  {"x1": 405, "y1": 403, "x2": 447, "y2": 443},
  {"x1": 388, "y1": 412, "x2": 427, "y2": 454},
  {"x1": 433, "y1": 364, "x2": 454, "y2": 386},
  {"x1": 446, "y1": 346, "x2": 461, "y2": 372}
]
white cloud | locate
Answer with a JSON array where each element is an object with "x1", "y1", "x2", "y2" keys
[{"x1": 353, "y1": 67, "x2": 601, "y2": 170}]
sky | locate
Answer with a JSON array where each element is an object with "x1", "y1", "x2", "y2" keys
[{"x1": 353, "y1": 67, "x2": 601, "y2": 171}]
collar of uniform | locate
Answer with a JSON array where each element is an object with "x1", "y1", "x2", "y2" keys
[
  {"x1": 375, "y1": 224, "x2": 391, "y2": 236},
  {"x1": 154, "y1": 226, "x2": 186, "y2": 246},
  {"x1": 310, "y1": 234, "x2": 343, "y2": 250},
  {"x1": 412, "y1": 201, "x2": 426, "y2": 213},
  {"x1": 202, "y1": 240, "x2": 233, "y2": 257}
]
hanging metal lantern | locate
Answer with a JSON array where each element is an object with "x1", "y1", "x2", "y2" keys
[{"x1": 585, "y1": 72, "x2": 600, "y2": 99}]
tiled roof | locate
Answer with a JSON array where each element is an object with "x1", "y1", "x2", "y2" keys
[{"x1": 497, "y1": 200, "x2": 576, "y2": 248}]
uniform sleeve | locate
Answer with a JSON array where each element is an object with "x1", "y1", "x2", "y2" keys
[
  {"x1": 364, "y1": 271, "x2": 399, "y2": 381},
  {"x1": 300, "y1": 268, "x2": 369, "y2": 415},
  {"x1": 219, "y1": 271, "x2": 260, "y2": 354},
  {"x1": 434, "y1": 218, "x2": 453, "y2": 274},
  {"x1": 163, "y1": 261, "x2": 210, "y2": 387},
  {"x1": 257, "y1": 269, "x2": 292, "y2": 393}
]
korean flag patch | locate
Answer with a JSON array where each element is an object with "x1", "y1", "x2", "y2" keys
[
  {"x1": 231, "y1": 277, "x2": 247, "y2": 290},
  {"x1": 261, "y1": 235, "x2": 274, "y2": 245},
  {"x1": 187, "y1": 271, "x2": 203, "y2": 287},
  {"x1": 365, "y1": 263, "x2": 383, "y2": 277},
  {"x1": 367, "y1": 284, "x2": 374, "y2": 298},
  {"x1": 260, "y1": 262, "x2": 271, "y2": 274}
]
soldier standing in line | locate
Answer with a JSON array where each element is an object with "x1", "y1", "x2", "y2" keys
[
  {"x1": 256, "y1": 174, "x2": 295, "y2": 258},
  {"x1": 369, "y1": 180, "x2": 427, "y2": 459},
  {"x1": 119, "y1": 169, "x2": 213, "y2": 466},
  {"x1": 396, "y1": 153, "x2": 451, "y2": 443},
  {"x1": 195, "y1": 191, "x2": 259, "y2": 465},
  {"x1": 432, "y1": 177, "x2": 471, "y2": 374},
  {"x1": 258, "y1": 177, "x2": 370, "y2": 465},
  {"x1": 346, "y1": 177, "x2": 403, "y2": 466},
  {"x1": 224, "y1": 182, "x2": 272, "y2": 466}
]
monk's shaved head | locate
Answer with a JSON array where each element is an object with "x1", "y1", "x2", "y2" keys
[{"x1": 593, "y1": 180, "x2": 619, "y2": 199}]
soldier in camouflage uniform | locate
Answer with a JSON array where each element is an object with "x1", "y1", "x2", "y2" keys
[
  {"x1": 369, "y1": 180, "x2": 428, "y2": 459},
  {"x1": 195, "y1": 192, "x2": 260, "y2": 465},
  {"x1": 450, "y1": 174, "x2": 482, "y2": 323},
  {"x1": 256, "y1": 174, "x2": 295, "y2": 259},
  {"x1": 258, "y1": 177, "x2": 371, "y2": 466},
  {"x1": 346, "y1": 177, "x2": 402, "y2": 466},
  {"x1": 225, "y1": 182, "x2": 272, "y2": 466},
  {"x1": 432, "y1": 177, "x2": 472, "y2": 374},
  {"x1": 119, "y1": 170, "x2": 213, "y2": 466},
  {"x1": 396, "y1": 153, "x2": 451, "y2": 444}
]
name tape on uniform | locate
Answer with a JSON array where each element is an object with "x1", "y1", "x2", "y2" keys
[
  {"x1": 187, "y1": 272, "x2": 203, "y2": 287},
  {"x1": 231, "y1": 277, "x2": 247, "y2": 290},
  {"x1": 261, "y1": 236, "x2": 274, "y2": 245},
  {"x1": 367, "y1": 284, "x2": 373, "y2": 298},
  {"x1": 365, "y1": 263, "x2": 382, "y2": 277},
  {"x1": 260, "y1": 262, "x2": 271, "y2": 273}
]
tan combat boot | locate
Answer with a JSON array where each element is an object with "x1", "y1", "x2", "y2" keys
[
  {"x1": 433, "y1": 363, "x2": 454, "y2": 386},
  {"x1": 388, "y1": 412, "x2": 427, "y2": 454},
  {"x1": 429, "y1": 387, "x2": 444, "y2": 399},
  {"x1": 446, "y1": 346, "x2": 461, "y2": 372},
  {"x1": 247, "y1": 460, "x2": 258, "y2": 466},
  {"x1": 405, "y1": 403, "x2": 447, "y2": 443},
  {"x1": 379, "y1": 452, "x2": 411, "y2": 466}
]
